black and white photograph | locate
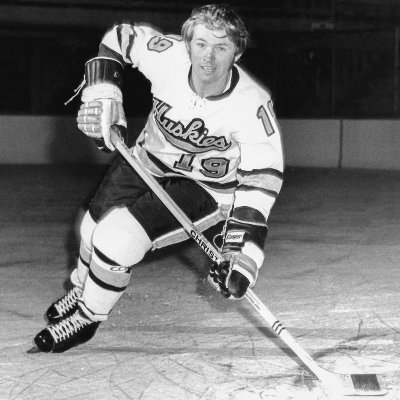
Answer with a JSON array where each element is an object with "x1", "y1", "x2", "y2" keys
[{"x1": 0, "y1": 1, "x2": 399, "y2": 399}]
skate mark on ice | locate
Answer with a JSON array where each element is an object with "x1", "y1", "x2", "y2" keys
[
  {"x1": 6, "y1": 367, "x2": 57, "y2": 399},
  {"x1": 0, "y1": 308, "x2": 32, "y2": 319},
  {"x1": 373, "y1": 313, "x2": 400, "y2": 335},
  {"x1": 146, "y1": 358, "x2": 206, "y2": 397}
]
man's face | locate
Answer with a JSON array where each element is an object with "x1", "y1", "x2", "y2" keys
[{"x1": 187, "y1": 24, "x2": 241, "y2": 86}]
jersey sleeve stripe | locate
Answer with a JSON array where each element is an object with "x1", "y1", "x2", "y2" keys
[
  {"x1": 116, "y1": 24, "x2": 135, "y2": 64},
  {"x1": 237, "y1": 170, "x2": 283, "y2": 195},
  {"x1": 236, "y1": 185, "x2": 279, "y2": 199},
  {"x1": 238, "y1": 167, "x2": 283, "y2": 180}
]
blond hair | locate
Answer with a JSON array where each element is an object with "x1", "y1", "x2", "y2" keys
[{"x1": 181, "y1": 4, "x2": 249, "y2": 55}]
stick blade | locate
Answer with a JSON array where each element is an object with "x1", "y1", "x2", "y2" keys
[
  {"x1": 329, "y1": 373, "x2": 388, "y2": 396},
  {"x1": 351, "y1": 374, "x2": 382, "y2": 392}
]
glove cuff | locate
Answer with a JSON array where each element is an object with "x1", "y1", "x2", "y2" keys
[
  {"x1": 85, "y1": 57, "x2": 123, "y2": 87},
  {"x1": 81, "y1": 83, "x2": 123, "y2": 103},
  {"x1": 224, "y1": 252, "x2": 258, "y2": 287},
  {"x1": 82, "y1": 57, "x2": 124, "y2": 102}
]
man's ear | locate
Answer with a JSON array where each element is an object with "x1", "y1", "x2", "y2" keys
[{"x1": 234, "y1": 52, "x2": 242, "y2": 63}]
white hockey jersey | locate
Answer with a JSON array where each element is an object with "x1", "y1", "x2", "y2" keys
[{"x1": 99, "y1": 23, "x2": 284, "y2": 223}]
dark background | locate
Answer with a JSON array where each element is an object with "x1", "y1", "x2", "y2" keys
[{"x1": 1, "y1": 0, "x2": 399, "y2": 118}]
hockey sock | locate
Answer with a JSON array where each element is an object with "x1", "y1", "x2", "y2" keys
[
  {"x1": 79, "y1": 246, "x2": 132, "y2": 321},
  {"x1": 76, "y1": 240, "x2": 92, "y2": 285}
]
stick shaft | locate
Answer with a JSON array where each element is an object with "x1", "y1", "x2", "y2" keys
[
  {"x1": 243, "y1": 289, "x2": 326, "y2": 379},
  {"x1": 112, "y1": 132, "x2": 325, "y2": 380}
]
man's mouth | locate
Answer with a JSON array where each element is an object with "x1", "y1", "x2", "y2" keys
[{"x1": 201, "y1": 65, "x2": 215, "y2": 73}]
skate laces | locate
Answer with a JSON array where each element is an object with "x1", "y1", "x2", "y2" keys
[
  {"x1": 55, "y1": 286, "x2": 82, "y2": 315},
  {"x1": 49, "y1": 310, "x2": 91, "y2": 343}
]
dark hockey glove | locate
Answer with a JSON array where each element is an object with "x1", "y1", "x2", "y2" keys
[
  {"x1": 209, "y1": 253, "x2": 257, "y2": 299},
  {"x1": 209, "y1": 207, "x2": 268, "y2": 299}
]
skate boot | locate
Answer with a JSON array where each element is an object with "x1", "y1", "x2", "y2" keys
[
  {"x1": 32, "y1": 308, "x2": 100, "y2": 353},
  {"x1": 46, "y1": 286, "x2": 82, "y2": 323}
]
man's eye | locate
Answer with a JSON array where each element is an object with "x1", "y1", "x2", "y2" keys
[{"x1": 217, "y1": 47, "x2": 226, "y2": 52}]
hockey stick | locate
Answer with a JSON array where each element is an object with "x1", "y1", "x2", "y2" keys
[{"x1": 110, "y1": 128, "x2": 387, "y2": 396}]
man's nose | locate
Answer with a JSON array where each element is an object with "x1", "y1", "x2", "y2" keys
[{"x1": 204, "y1": 47, "x2": 215, "y2": 61}]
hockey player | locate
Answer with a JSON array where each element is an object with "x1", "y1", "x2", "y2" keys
[{"x1": 30, "y1": 4, "x2": 284, "y2": 353}]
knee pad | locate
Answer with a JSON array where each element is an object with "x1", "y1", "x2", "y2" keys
[{"x1": 92, "y1": 207, "x2": 152, "y2": 267}]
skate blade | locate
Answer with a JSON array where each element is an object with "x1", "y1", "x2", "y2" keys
[{"x1": 27, "y1": 346, "x2": 42, "y2": 354}]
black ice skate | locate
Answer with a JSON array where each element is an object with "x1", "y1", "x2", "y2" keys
[
  {"x1": 30, "y1": 308, "x2": 100, "y2": 353},
  {"x1": 46, "y1": 286, "x2": 82, "y2": 323}
]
